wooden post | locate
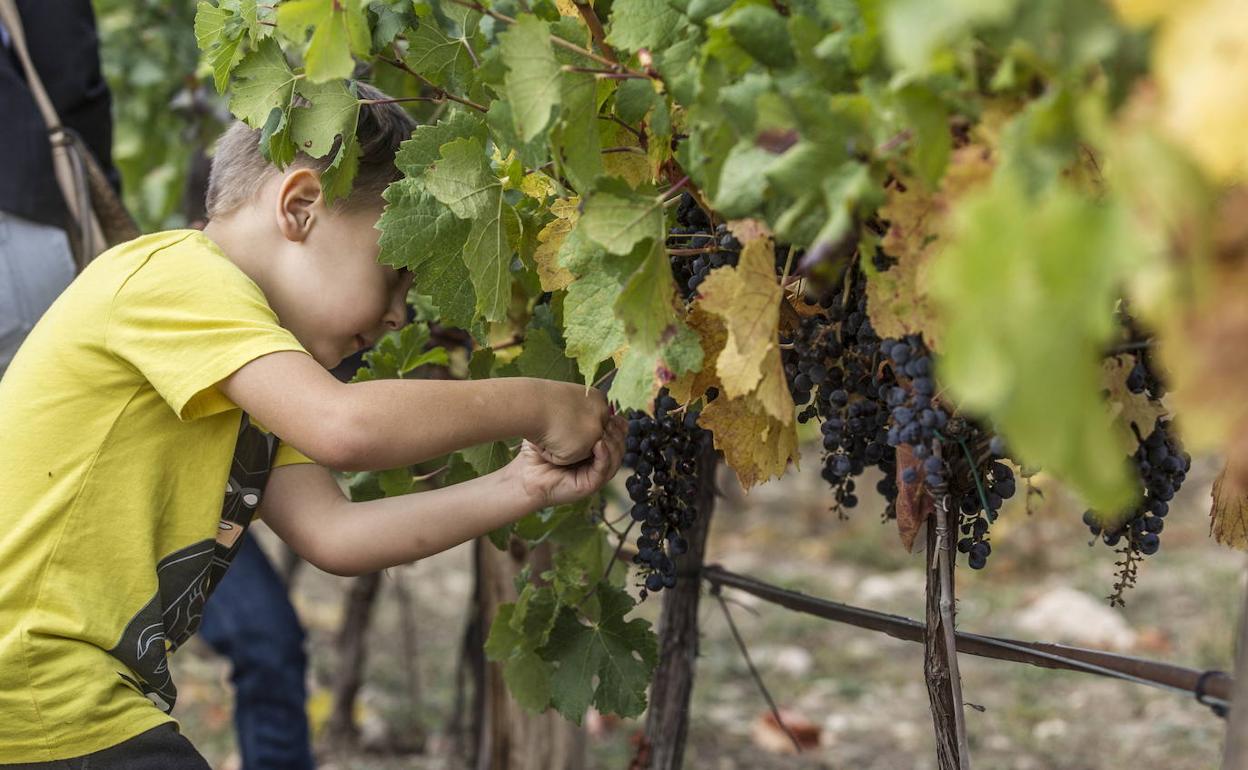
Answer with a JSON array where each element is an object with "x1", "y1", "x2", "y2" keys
[
  {"x1": 325, "y1": 572, "x2": 383, "y2": 748},
  {"x1": 476, "y1": 538, "x2": 586, "y2": 770},
  {"x1": 446, "y1": 547, "x2": 487, "y2": 764},
  {"x1": 1222, "y1": 557, "x2": 1248, "y2": 769},
  {"x1": 925, "y1": 499, "x2": 970, "y2": 770},
  {"x1": 638, "y1": 436, "x2": 717, "y2": 770}
]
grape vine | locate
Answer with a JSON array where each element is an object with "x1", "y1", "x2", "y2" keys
[{"x1": 198, "y1": 0, "x2": 1248, "y2": 724}]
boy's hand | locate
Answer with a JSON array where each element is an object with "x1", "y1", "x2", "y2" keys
[
  {"x1": 531, "y1": 382, "x2": 612, "y2": 465},
  {"x1": 511, "y1": 415, "x2": 626, "y2": 507}
]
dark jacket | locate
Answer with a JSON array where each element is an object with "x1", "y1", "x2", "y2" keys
[{"x1": 0, "y1": 0, "x2": 118, "y2": 230}]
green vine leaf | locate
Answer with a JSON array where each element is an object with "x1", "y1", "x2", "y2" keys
[
  {"x1": 606, "y1": 0, "x2": 688, "y2": 53},
  {"x1": 614, "y1": 239, "x2": 677, "y2": 352},
  {"x1": 194, "y1": 1, "x2": 248, "y2": 92},
  {"x1": 930, "y1": 173, "x2": 1143, "y2": 515},
  {"x1": 405, "y1": 15, "x2": 477, "y2": 90},
  {"x1": 395, "y1": 110, "x2": 489, "y2": 177},
  {"x1": 580, "y1": 182, "x2": 665, "y2": 255},
  {"x1": 564, "y1": 270, "x2": 629, "y2": 384},
  {"x1": 500, "y1": 15, "x2": 562, "y2": 143},
  {"x1": 277, "y1": 0, "x2": 372, "y2": 82},
  {"x1": 543, "y1": 584, "x2": 657, "y2": 722},
  {"x1": 228, "y1": 37, "x2": 298, "y2": 128},
  {"x1": 425, "y1": 137, "x2": 501, "y2": 219}
]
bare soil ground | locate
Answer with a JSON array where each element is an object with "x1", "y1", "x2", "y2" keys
[{"x1": 172, "y1": 452, "x2": 1243, "y2": 770}]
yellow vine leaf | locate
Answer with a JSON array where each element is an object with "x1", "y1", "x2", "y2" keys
[
  {"x1": 697, "y1": 231, "x2": 782, "y2": 402},
  {"x1": 1111, "y1": 0, "x2": 1175, "y2": 26},
  {"x1": 533, "y1": 197, "x2": 578, "y2": 292},
  {"x1": 867, "y1": 143, "x2": 995, "y2": 349},
  {"x1": 1149, "y1": 0, "x2": 1248, "y2": 183},
  {"x1": 750, "y1": 344, "x2": 794, "y2": 426},
  {"x1": 555, "y1": 0, "x2": 580, "y2": 16},
  {"x1": 1211, "y1": 465, "x2": 1248, "y2": 551},
  {"x1": 1101, "y1": 355, "x2": 1166, "y2": 447},
  {"x1": 600, "y1": 121, "x2": 652, "y2": 187},
  {"x1": 666, "y1": 305, "x2": 725, "y2": 404},
  {"x1": 1153, "y1": 193, "x2": 1248, "y2": 478},
  {"x1": 700, "y1": 390, "x2": 799, "y2": 490},
  {"x1": 520, "y1": 172, "x2": 556, "y2": 199}
]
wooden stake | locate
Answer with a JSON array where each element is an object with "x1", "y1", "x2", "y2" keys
[
  {"x1": 1221, "y1": 556, "x2": 1248, "y2": 769},
  {"x1": 925, "y1": 497, "x2": 970, "y2": 770},
  {"x1": 637, "y1": 436, "x2": 717, "y2": 769}
]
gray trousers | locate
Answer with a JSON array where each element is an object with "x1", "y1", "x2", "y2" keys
[{"x1": 0, "y1": 211, "x2": 76, "y2": 378}]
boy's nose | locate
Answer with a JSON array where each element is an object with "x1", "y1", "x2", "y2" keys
[{"x1": 382, "y1": 288, "x2": 407, "y2": 330}]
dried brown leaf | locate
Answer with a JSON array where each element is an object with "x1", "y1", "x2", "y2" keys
[
  {"x1": 1211, "y1": 463, "x2": 1248, "y2": 551},
  {"x1": 895, "y1": 444, "x2": 933, "y2": 553}
]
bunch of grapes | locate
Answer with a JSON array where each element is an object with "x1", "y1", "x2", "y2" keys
[
  {"x1": 1125, "y1": 347, "x2": 1165, "y2": 399},
  {"x1": 667, "y1": 194, "x2": 740, "y2": 300},
  {"x1": 877, "y1": 336, "x2": 1014, "y2": 569},
  {"x1": 1085, "y1": 418, "x2": 1189, "y2": 604},
  {"x1": 621, "y1": 389, "x2": 707, "y2": 597},
  {"x1": 882, "y1": 335, "x2": 948, "y2": 491},
  {"x1": 781, "y1": 261, "x2": 1019, "y2": 566},
  {"x1": 952, "y1": 453, "x2": 1016, "y2": 570},
  {"x1": 782, "y1": 272, "x2": 899, "y2": 517},
  {"x1": 1083, "y1": 344, "x2": 1189, "y2": 603},
  {"x1": 668, "y1": 193, "x2": 794, "y2": 300}
]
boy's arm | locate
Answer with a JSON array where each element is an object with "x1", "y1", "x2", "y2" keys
[
  {"x1": 218, "y1": 351, "x2": 609, "y2": 471},
  {"x1": 257, "y1": 417, "x2": 626, "y2": 576}
]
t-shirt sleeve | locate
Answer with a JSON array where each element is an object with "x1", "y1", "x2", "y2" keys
[
  {"x1": 274, "y1": 441, "x2": 317, "y2": 468},
  {"x1": 106, "y1": 237, "x2": 310, "y2": 421}
]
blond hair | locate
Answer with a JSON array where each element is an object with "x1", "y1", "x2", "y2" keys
[{"x1": 206, "y1": 82, "x2": 415, "y2": 219}]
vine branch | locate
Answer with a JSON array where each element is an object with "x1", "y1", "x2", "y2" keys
[
  {"x1": 383, "y1": 52, "x2": 488, "y2": 113},
  {"x1": 561, "y1": 65, "x2": 650, "y2": 80},
  {"x1": 572, "y1": 0, "x2": 619, "y2": 65},
  {"x1": 598, "y1": 114, "x2": 646, "y2": 145},
  {"x1": 445, "y1": 0, "x2": 650, "y2": 78}
]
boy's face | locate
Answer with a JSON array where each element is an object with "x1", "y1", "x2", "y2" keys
[
  {"x1": 288, "y1": 203, "x2": 415, "y2": 368},
  {"x1": 260, "y1": 173, "x2": 415, "y2": 368}
]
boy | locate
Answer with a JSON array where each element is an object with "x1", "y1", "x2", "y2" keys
[{"x1": 0, "y1": 86, "x2": 625, "y2": 767}]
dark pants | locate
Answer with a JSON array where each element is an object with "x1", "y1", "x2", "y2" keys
[
  {"x1": 198, "y1": 535, "x2": 315, "y2": 770},
  {"x1": 1, "y1": 724, "x2": 210, "y2": 769}
]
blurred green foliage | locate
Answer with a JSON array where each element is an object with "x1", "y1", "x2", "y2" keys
[{"x1": 93, "y1": 0, "x2": 227, "y2": 231}]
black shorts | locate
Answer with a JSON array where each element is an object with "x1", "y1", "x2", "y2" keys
[{"x1": 1, "y1": 724, "x2": 210, "y2": 769}]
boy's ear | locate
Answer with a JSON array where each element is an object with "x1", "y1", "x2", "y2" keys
[{"x1": 275, "y1": 168, "x2": 324, "y2": 243}]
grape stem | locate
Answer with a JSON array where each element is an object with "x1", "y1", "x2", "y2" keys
[
  {"x1": 779, "y1": 239, "x2": 796, "y2": 284},
  {"x1": 1105, "y1": 339, "x2": 1154, "y2": 355},
  {"x1": 662, "y1": 175, "x2": 691, "y2": 201},
  {"x1": 575, "y1": 518, "x2": 636, "y2": 611},
  {"x1": 535, "y1": 146, "x2": 645, "y2": 174},
  {"x1": 561, "y1": 65, "x2": 651, "y2": 80},
  {"x1": 410, "y1": 464, "x2": 449, "y2": 482},
  {"x1": 591, "y1": 367, "x2": 618, "y2": 390},
  {"x1": 876, "y1": 129, "x2": 913, "y2": 155},
  {"x1": 381, "y1": 53, "x2": 489, "y2": 113},
  {"x1": 597, "y1": 114, "x2": 646, "y2": 144},
  {"x1": 666, "y1": 246, "x2": 719, "y2": 256},
  {"x1": 572, "y1": 0, "x2": 620, "y2": 65},
  {"x1": 938, "y1": 430, "x2": 994, "y2": 520},
  {"x1": 445, "y1": 0, "x2": 651, "y2": 78}
]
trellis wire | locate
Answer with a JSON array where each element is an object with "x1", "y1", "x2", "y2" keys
[{"x1": 700, "y1": 564, "x2": 1233, "y2": 715}]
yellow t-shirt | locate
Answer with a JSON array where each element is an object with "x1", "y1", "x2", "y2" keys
[{"x1": 0, "y1": 230, "x2": 318, "y2": 762}]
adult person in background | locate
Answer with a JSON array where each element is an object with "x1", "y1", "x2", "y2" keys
[
  {"x1": 0, "y1": 0, "x2": 117, "y2": 376},
  {"x1": 1, "y1": 4, "x2": 318, "y2": 768}
]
